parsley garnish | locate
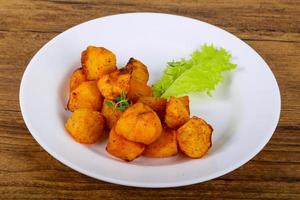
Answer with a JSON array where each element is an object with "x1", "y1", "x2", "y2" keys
[
  {"x1": 105, "y1": 91, "x2": 130, "y2": 111},
  {"x1": 105, "y1": 101, "x2": 114, "y2": 107}
]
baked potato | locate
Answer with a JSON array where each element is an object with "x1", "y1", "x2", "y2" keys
[
  {"x1": 165, "y1": 96, "x2": 190, "y2": 129},
  {"x1": 125, "y1": 57, "x2": 149, "y2": 83},
  {"x1": 106, "y1": 127, "x2": 145, "y2": 161},
  {"x1": 65, "y1": 109, "x2": 105, "y2": 144},
  {"x1": 101, "y1": 99, "x2": 123, "y2": 129},
  {"x1": 143, "y1": 126, "x2": 177, "y2": 158},
  {"x1": 97, "y1": 70, "x2": 131, "y2": 100},
  {"x1": 127, "y1": 79, "x2": 152, "y2": 102},
  {"x1": 115, "y1": 102, "x2": 162, "y2": 145},
  {"x1": 64, "y1": 45, "x2": 214, "y2": 161},
  {"x1": 67, "y1": 81, "x2": 103, "y2": 112},
  {"x1": 177, "y1": 116, "x2": 213, "y2": 158},
  {"x1": 81, "y1": 46, "x2": 117, "y2": 80},
  {"x1": 137, "y1": 96, "x2": 166, "y2": 120},
  {"x1": 69, "y1": 68, "x2": 87, "y2": 91}
]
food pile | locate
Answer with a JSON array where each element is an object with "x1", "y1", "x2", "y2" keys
[{"x1": 65, "y1": 46, "x2": 213, "y2": 161}]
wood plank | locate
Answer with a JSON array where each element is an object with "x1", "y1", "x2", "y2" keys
[
  {"x1": 0, "y1": 178, "x2": 299, "y2": 199},
  {"x1": 0, "y1": 0, "x2": 299, "y2": 42}
]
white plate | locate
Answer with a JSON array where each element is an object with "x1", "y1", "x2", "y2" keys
[{"x1": 20, "y1": 13, "x2": 281, "y2": 188}]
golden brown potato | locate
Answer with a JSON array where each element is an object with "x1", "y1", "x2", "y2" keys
[
  {"x1": 177, "y1": 116, "x2": 213, "y2": 158},
  {"x1": 81, "y1": 46, "x2": 117, "y2": 80},
  {"x1": 69, "y1": 68, "x2": 87, "y2": 91},
  {"x1": 115, "y1": 103, "x2": 162, "y2": 145},
  {"x1": 137, "y1": 96, "x2": 166, "y2": 120},
  {"x1": 143, "y1": 126, "x2": 177, "y2": 158},
  {"x1": 106, "y1": 127, "x2": 145, "y2": 161},
  {"x1": 165, "y1": 96, "x2": 190, "y2": 129},
  {"x1": 65, "y1": 109, "x2": 105, "y2": 144},
  {"x1": 101, "y1": 99, "x2": 123, "y2": 129},
  {"x1": 67, "y1": 81, "x2": 103, "y2": 112},
  {"x1": 125, "y1": 57, "x2": 149, "y2": 83},
  {"x1": 127, "y1": 79, "x2": 152, "y2": 102},
  {"x1": 97, "y1": 70, "x2": 131, "y2": 100}
]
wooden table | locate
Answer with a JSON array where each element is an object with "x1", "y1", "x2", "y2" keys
[{"x1": 1, "y1": 0, "x2": 299, "y2": 199}]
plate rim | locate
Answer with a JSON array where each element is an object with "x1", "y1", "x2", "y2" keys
[{"x1": 19, "y1": 12, "x2": 281, "y2": 188}]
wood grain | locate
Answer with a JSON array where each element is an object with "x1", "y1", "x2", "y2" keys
[{"x1": 0, "y1": 0, "x2": 299, "y2": 199}]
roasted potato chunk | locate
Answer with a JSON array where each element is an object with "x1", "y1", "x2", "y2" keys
[
  {"x1": 143, "y1": 126, "x2": 177, "y2": 158},
  {"x1": 69, "y1": 68, "x2": 87, "y2": 91},
  {"x1": 165, "y1": 96, "x2": 190, "y2": 129},
  {"x1": 177, "y1": 116, "x2": 213, "y2": 158},
  {"x1": 82, "y1": 46, "x2": 117, "y2": 80},
  {"x1": 137, "y1": 96, "x2": 166, "y2": 120},
  {"x1": 125, "y1": 57, "x2": 149, "y2": 83},
  {"x1": 97, "y1": 70, "x2": 131, "y2": 100},
  {"x1": 65, "y1": 109, "x2": 105, "y2": 144},
  {"x1": 106, "y1": 127, "x2": 145, "y2": 161},
  {"x1": 67, "y1": 81, "x2": 103, "y2": 112},
  {"x1": 127, "y1": 79, "x2": 152, "y2": 102},
  {"x1": 115, "y1": 103, "x2": 162, "y2": 145},
  {"x1": 101, "y1": 99, "x2": 123, "y2": 129}
]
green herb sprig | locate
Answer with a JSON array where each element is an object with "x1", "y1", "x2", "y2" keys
[{"x1": 105, "y1": 91, "x2": 130, "y2": 111}]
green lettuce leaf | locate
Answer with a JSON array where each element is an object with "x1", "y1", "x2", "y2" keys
[{"x1": 152, "y1": 44, "x2": 236, "y2": 98}]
